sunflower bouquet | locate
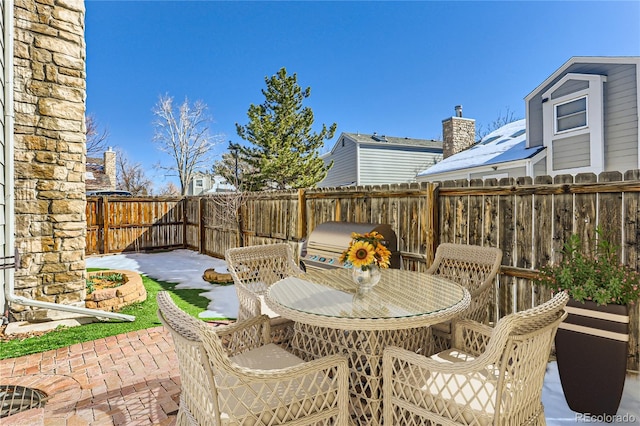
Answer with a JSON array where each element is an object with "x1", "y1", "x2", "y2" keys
[{"x1": 339, "y1": 231, "x2": 392, "y2": 270}]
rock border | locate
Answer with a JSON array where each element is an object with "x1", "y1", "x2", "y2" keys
[{"x1": 85, "y1": 270, "x2": 146, "y2": 312}]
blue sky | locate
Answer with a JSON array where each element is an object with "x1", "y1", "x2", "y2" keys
[{"x1": 84, "y1": 1, "x2": 640, "y2": 190}]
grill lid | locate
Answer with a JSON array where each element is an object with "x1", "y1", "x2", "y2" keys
[{"x1": 301, "y1": 221, "x2": 399, "y2": 269}]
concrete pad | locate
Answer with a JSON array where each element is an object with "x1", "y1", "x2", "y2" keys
[{"x1": 4, "y1": 317, "x2": 95, "y2": 335}]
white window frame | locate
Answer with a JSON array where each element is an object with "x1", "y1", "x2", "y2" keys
[
  {"x1": 194, "y1": 178, "x2": 204, "y2": 188},
  {"x1": 542, "y1": 73, "x2": 607, "y2": 176},
  {"x1": 554, "y1": 96, "x2": 588, "y2": 134}
]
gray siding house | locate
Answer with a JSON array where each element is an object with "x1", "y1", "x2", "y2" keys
[
  {"x1": 318, "y1": 132, "x2": 443, "y2": 187},
  {"x1": 417, "y1": 56, "x2": 640, "y2": 182},
  {"x1": 186, "y1": 172, "x2": 235, "y2": 195},
  {"x1": 527, "y1": 56, "x2": 639, "y2": 177}
]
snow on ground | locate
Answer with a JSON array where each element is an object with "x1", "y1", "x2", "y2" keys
[
  {"x1": 86, "y1": 249, "x2": 238, "y2": 319},
  {"x1": 86, "y1": 249, "x2": 639, "y2": 424}
]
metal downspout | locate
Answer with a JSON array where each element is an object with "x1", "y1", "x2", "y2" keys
[{"x1": 3, "y1": 1, "x2": 134, "y2": 322}]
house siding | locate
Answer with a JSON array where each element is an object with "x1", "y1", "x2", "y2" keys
[
  {"x1": 551, "y1": 79, "x2": 589, "y2": 99},
  {"x1": 469, "y1": 166, "x2": 526, "y2": 180},
  {"x1": 533, "y1": 158, "x2": 546, "y2": 177},
  {"x1": 359, "y1": 144, "x2": 441, "y2": 185},
  {"x1": 528, "y1": 99, "x2": 544, "y2": 148},
  {"x1": 318, "y1": 137, "x2": 357, "y2": 187},
  {"x1": 603, "y1": 64, "x2": 638, "y2": 172},
  {"x1": 527, "y1": 61, "x2": 639, "y2": 174},
  {"x1": 188, "y1": 174, "x2": 212, "y2": 195},
  {"x1": 552, "y1": 133, "x2": 590, "y2": 170}
]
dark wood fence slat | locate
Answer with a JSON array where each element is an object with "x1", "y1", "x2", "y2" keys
[{"x1": 86, "y1": 173, "x2": 640, "y2": 370}]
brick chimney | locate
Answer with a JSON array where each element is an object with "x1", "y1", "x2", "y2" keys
[
  {"x1": 442, "y1": 105, "x2": 476, "y2": 159},
  {"x1": 104, "y1": 147, "x2": 116, "y2": 190}
]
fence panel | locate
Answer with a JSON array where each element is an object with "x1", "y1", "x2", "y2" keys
[
  {"x1": 86, "y1": 198, "x2": 102, "y2": 255},
  {"x1": 84, "y1": 171, "x2": 640, "y2": 370},
  {"x1": 436, "y1": 171, "x2": 640, "y2": 369},
  {"x1": 85, "y1": 196, "x2": 184, "y2": 254}
]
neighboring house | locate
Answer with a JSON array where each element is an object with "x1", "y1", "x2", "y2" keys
[
  {"x1": 417, "y1": 56, "x2": 640, "y2": 182},
  {"x1": 86, "y1": 148, "x2": 116, "y2": 192},
  {"x1": 318, "y1": 132, "x2": 443, "y2": 187},
  {"x1": 186, "y1": 172, "x2": 235, "y2": 195}
]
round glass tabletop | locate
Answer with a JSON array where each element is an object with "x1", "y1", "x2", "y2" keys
[{"x1": 266, "y1": 268, "x2": 470, "y2": 330}]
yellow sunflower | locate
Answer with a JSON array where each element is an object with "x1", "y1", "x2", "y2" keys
[
  {"x1": 347, "y1": 241, "x2": 376, "y2": 267},
  {"x1": 375, "y1": 244, "x2": 391, "y2": 268}
]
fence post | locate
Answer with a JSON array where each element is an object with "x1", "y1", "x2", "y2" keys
[
  {"x1": 297, "y1": 189, "x2": 307, "y2": 240},
  {"x1": 102, "y1": 196, "x2": 110, "y2": 254},
  {"x1": 199, "y1": 197, "x2": 205, "y2": 254},
  {"x1": 182, "y1": 198, "x2": 188, "y2": 249},
  {"x1": 425, "y1": 182, "x2": 438, "y2": 267}
]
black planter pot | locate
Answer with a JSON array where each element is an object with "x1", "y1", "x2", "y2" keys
[{"x1": 555, "y1": 299, "x2": 629, "y2": 417}]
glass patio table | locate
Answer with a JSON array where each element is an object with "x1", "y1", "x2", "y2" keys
[{"x1": 265, "y1": 267, "x2": 471, "y2": 425}]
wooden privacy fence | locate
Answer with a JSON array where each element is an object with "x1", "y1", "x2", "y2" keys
[
  {"x1": 86, "y1": 196, "x2": 185, "y2": 254},
  {"x1": 86, "y1": 170, "x2": 640, "y2": 370}
]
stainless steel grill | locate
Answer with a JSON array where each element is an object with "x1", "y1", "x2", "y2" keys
[{"x1": 300, "y1": 221, "x2": 400, "y2": 271}]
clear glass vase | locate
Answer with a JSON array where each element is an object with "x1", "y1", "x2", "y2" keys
[{"x1": 351, "y1": 264, "x2": 381, "y2": 291}]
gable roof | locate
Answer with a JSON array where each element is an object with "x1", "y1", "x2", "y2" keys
[
  {"x1": 325, "y1": 132, "x2": 442, "y2": 156},
  {"x1": 416, "y1": 119, "x2": 544, "y2": 177},
  {"x1": 524, "y1": 56, "x2": 640, "y2": 102}
]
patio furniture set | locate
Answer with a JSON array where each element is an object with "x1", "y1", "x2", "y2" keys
[{"x1": 158, "y1": 242, "x2": 569, "y2": 425}]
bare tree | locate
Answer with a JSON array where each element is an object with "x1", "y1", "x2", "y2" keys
[
  {"x1": 85, "y1": 114, "x2": 110, "y2": 157},
  {"x1": 115, "y1": 150, "x2": 153, "y2": 196},
  {"x1": 208, "y1": 191, "x2": 248, "y2": 246},
  {"x1": 476, "y1": 106, "x2": 521, "y2": 140},
  {"x1": 155, "y1": 182, "x2": 181, "y2": 197},
  {"x1": 152, "y1": 94, "x2": 221, "y2": 195},
  {"x1": 209, "y1": 145, "x2": 250, "y2": 245}
]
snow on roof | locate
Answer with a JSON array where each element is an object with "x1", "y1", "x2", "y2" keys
[{"x1": 416, "y1": 119, "x2": 542, "y2": 176}]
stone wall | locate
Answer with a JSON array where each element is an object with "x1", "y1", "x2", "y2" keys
[
  {"x1": 12, "y1": 0, "x2": 87, "y2": 321},
  {"x1": 442, "y1": 116, "x2": 476, "y2": 159}
]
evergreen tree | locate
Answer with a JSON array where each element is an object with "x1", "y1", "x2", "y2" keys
[
  {"x1": 235, "y1": 68, "x2": 336, "y2": 190},
  {"x1": 212, "y1": 145, "x2": 254, "y2": 191}
]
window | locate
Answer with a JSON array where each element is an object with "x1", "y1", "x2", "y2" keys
[
  {"x1": 541, "y1": 73, "x2": 606, "y2": 176},
  {"x1": 509, "y1": 129, "x2": 526, "y2": 138},
  {"x1": 195, "y1": 179, "x2": 203, "y2": 188},
  {"x1": 480, "y1": 135, "x2": 501, "y2": 145},
  {"x1": 555, "y1": 96, "x2": 587, "y2": 133}
]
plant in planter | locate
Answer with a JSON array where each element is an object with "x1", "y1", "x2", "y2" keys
[{"x1": 537, "y1": 230, "x2": 640, "y2": 417}]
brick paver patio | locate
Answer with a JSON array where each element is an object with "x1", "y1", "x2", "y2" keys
[{"x1": 0, "y1": 327, "x2": 180, "y2": 425}]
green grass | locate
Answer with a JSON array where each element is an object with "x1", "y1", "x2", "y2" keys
[{"x1": 0, "y1": 270, "x2": 232, "y2": 360}]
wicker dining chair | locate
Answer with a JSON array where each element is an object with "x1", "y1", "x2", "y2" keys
[
  {"x1": 426, "y1": 243, "x2": 503, "y2": 352},
  {"x1": 225, "y1": 243, "x2": 303, "y2": 346},
  {"x1": 382, "y1": 291, "x2": 569, "y2": 426},
  {"x1": 157, "y1": 291, "x2": 350, "y2": 426}
]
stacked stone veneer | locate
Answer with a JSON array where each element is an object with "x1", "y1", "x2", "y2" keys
[
  {"x1": 12, "y1": 0, "x2": 87, "y2": 321},
  {"x1": 442, "y1": 116, "x2": 476, "y2": 159}
]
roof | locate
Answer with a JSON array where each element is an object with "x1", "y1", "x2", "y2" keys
[
  {"x1": 525, "y1": 56, "x2": 640, "y2": 101},
  {"x1": 416, "y1": 119, "x2": 544, "y2": 177},
  {"x1": 325, "y1": 132, "x2": 442, "y2": 156},
  {"x1": 85, "y1": 157, "x2": 112, "y2": 190}
]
